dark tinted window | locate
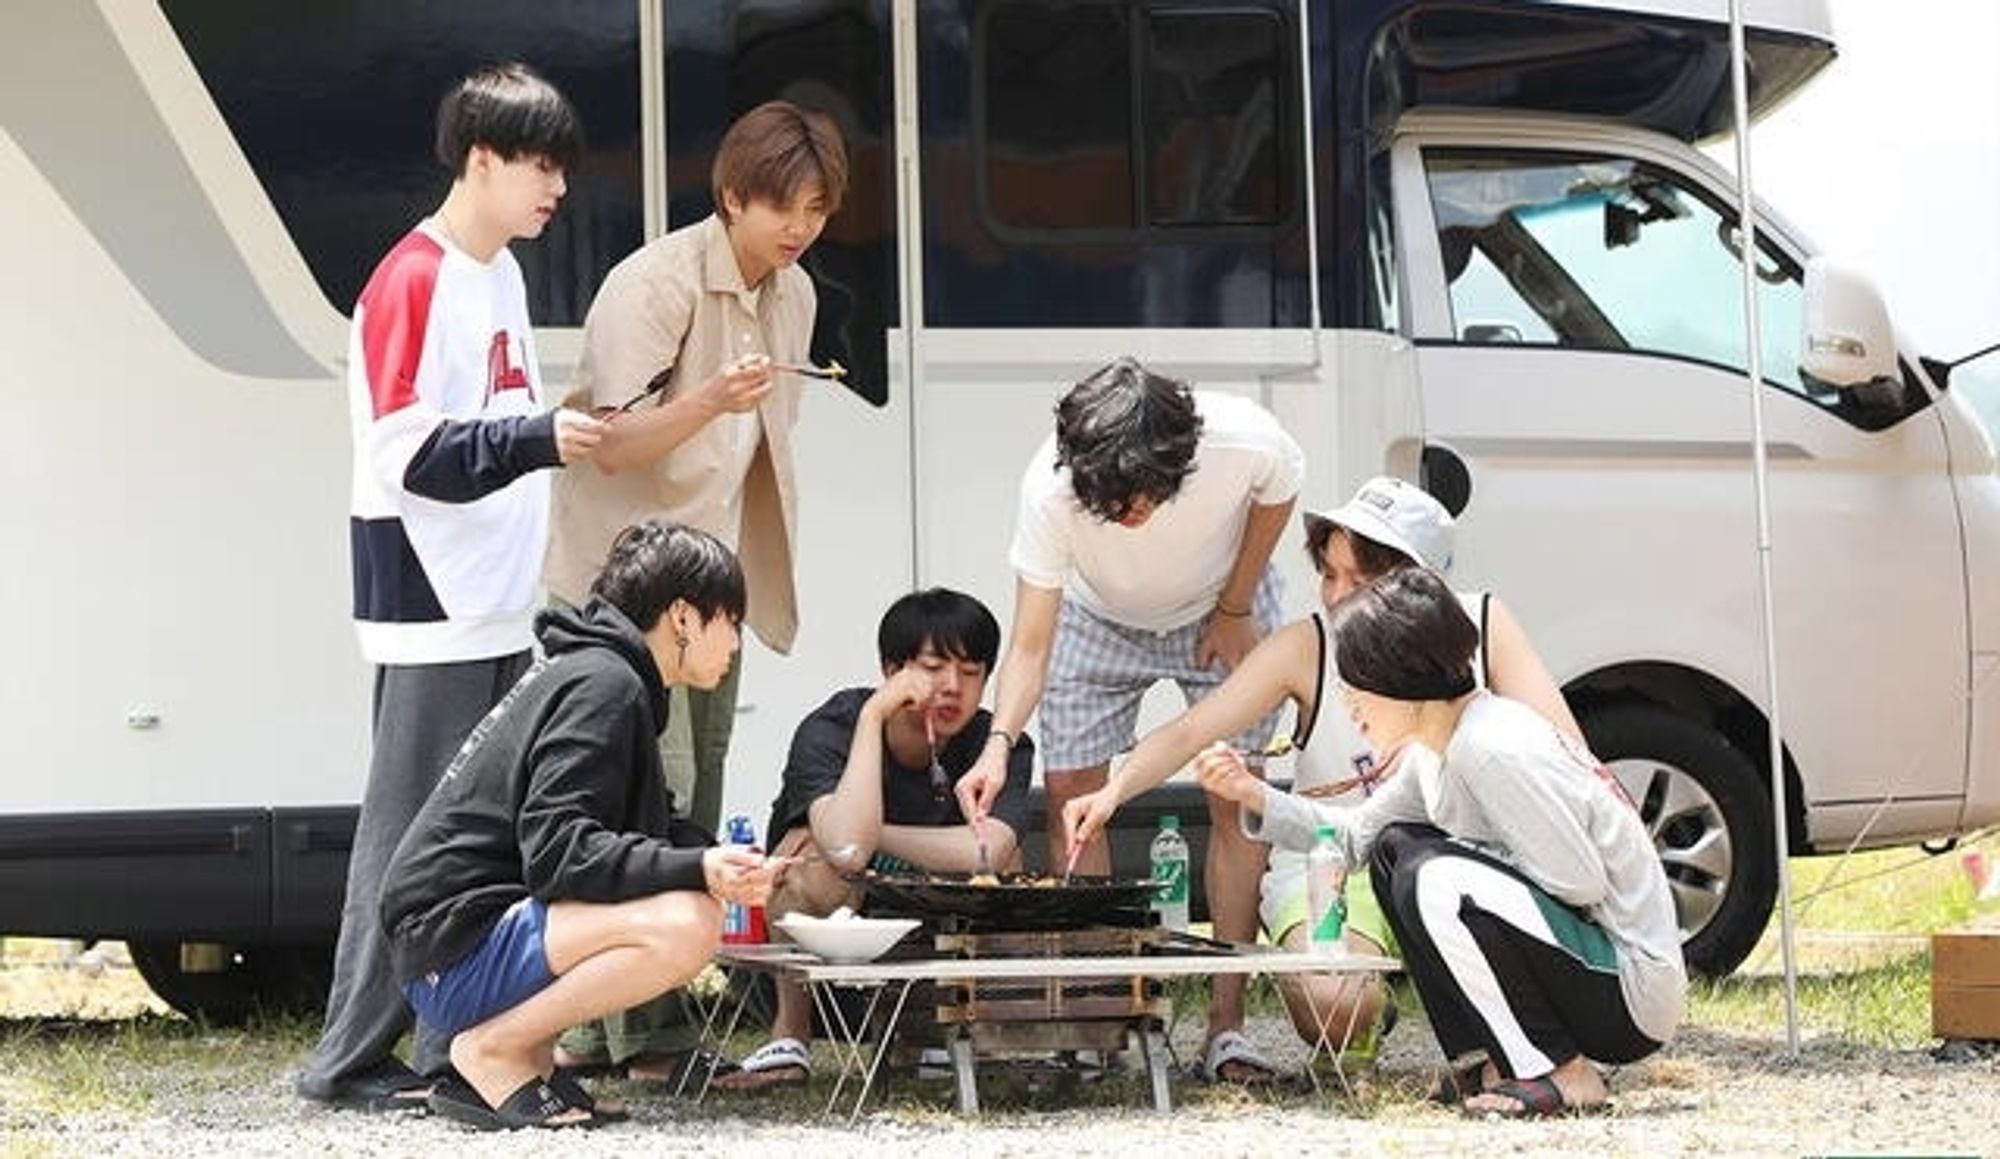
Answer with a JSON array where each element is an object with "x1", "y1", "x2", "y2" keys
[
  {"x1": 982, "y1": 3, "x2": 1133, "y2": 230},
  {"x1": 1147, "y1": 10, "x2": 1281, "y2": 226},
  {"x1": 980, "y1": 2, "x2": 1286, "y2": 235},
  {"x1": 162, "y1": 2, "x2": 642, "y2": 326}
]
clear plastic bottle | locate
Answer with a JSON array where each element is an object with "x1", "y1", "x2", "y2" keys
[
  {"x1": 1149, "y1": 813, "x2": 1191, "y2": 932},
  {"x1": 721, "y1": 813, "x2": 766, "y2": 944},
  {"x1": 1306, "y1": 824, "x2": 1348, "y2": 955}
]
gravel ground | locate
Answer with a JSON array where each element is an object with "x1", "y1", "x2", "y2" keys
[{"x1": 2, "y1": 941, "x2": 1996, "y2": 1157}]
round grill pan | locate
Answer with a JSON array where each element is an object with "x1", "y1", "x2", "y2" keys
[{"x1": 859, "y1": 870, "x2": 1160, "y2": 927}]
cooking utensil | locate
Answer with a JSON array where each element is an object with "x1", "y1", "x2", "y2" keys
[
  {"x1": 859, "y1": 870, "x2": 1160, "y2": 927},
  {"x1": 773, "y1": 359, "x2": 847, "y2": 380},
  {"x1": 612, "y1": 367, "x2": 674, "y2": 413},
  {"x1": 1060, "y1": 841, "x2": 1083, "y2": 888},
  {"x1": 972, "y1": 816, "x2": 994, "y2": 882},
  {"x1": 924, "y1": 712, "x2": 949, "y2": 803}
]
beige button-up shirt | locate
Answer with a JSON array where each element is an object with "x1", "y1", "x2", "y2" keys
[{"x1": 545, "y1": 215, "x2": 809, "y2": 652}]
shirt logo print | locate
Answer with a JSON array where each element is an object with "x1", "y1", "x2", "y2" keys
[{"x1": 485, "y1": 330, "x2": 535, "y2": 404}]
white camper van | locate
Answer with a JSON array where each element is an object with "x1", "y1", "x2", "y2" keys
[{"x1": 5, "y1": 0, "x2": 1995, "y2": 1021}]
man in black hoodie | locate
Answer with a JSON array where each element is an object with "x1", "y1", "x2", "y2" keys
[{"x1": 380, "y1": 520, "x2": 783, "y2": 1130}]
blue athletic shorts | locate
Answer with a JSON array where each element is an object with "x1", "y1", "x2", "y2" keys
[{"x1": 404, "y1": 897, "x2": 555, "y2": 1037}]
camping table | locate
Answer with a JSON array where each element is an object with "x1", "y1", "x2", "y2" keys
[{"x1": 696, "y1": 941, "x2": 1401, "y2": 1119}]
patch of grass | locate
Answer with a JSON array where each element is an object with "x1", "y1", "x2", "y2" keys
[
  {"x1": 1689, "y1": 952, "x2": 1933, "y2": 1048},
  {"x1": 0, "y1": 1009, "x2": 320, "y2": 1118},
  {"x1": 1779, "y1": 841, "x2": 1994, "y2": 935}
]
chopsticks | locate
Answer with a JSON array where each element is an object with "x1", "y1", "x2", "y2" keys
[
  {"x1": 773, "y1": 360, "x2": 847, "y2": 381},
  {"x1": 608, "y1": 359, "x2": 846, "y2": 414}
]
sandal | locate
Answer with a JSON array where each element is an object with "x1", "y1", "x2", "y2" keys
[
  {"x1": 1463, "y1": 1074, "x2": 1570, "y2": 1119},
  {"x1": 546, "y1": 1070, "x2": 628, "y2": 1122},
  {"x1": 622, "y1": 1047, "x2": 739, "y2": 1088},
  {"x1": 1426, "y1": 1057, "x2": 1489, "y2": 1105},
  {"x1": 1201, "y1": 1029, "x2": 1277, "y2": 1086},
  {"x1": 428, "y1": 1075, "x2": 604, "y2": 1131},
  {"x1": 712, "y1": 1037, "x2": 812, "y2": 1092}
]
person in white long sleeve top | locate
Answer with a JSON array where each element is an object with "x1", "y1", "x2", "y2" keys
[{"x1": 1198, "y1": 567, "x2": 1685, "y2": 1118}]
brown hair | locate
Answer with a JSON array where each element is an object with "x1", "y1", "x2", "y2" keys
[
  {"x1": 1305, "y1": 519, "x2": 1416, "y2": 580},
  {"x1": 711, "y1": 101, "x2": 849, "y2": 222}
]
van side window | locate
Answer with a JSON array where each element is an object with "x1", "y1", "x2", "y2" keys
[
  {"x1": 1423, "y1": 148, "x2": 1918, "y2": 426},
  {"x1": 981, "y1": 3, "x2": 1286, "y2": 233},
  {"x1": 162, "y1": 4, "x2": 642, "y2": 326}
]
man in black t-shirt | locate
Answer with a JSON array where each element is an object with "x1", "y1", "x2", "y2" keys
[{"x1": 716, "y1": 588, "x2": 1034, "y2": 1090}]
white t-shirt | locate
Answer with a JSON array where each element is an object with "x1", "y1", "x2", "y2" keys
[{"x1": 1008, "y1": 391, "x2": 1305, "y2": 632}]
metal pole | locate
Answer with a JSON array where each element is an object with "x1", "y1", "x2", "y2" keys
[{"x1": 1727, "y1": 0, "x2": 1800, "y2": 1055}]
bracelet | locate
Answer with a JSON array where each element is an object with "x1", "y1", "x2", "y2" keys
[
  {"x1": 987, "y1": 728, "x2": 1017, "y2": 750},
  {"x1": 1214, "y1": 602, "x2": 1252, "y2": 618}
]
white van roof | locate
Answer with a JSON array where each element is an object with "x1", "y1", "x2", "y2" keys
[{"x1": 1349, "y1": 0, "x2": 1836, "y2": 141}]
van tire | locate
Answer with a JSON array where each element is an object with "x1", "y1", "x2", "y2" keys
[
  {"x1": 128, "y1": 940, "x2": 331, "y2": 1026},
  {"x1": 1579, "y1": 704, "x2": 1776, "y2": 978}
]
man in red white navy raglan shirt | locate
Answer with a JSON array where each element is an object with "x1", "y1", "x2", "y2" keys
[{"x1": 297, "y1": 63, "x2": 608, "y2": 1114}]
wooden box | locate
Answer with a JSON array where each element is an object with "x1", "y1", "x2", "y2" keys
[{"x1": 1931, "y1": 926, "x2": 2000, "y2": 1040}]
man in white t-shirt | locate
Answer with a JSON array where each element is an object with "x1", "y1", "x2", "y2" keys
[{"x1": 957, "y1": 357, "x2": 1303, "y2": 1083}]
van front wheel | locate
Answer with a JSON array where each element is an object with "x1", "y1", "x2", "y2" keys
[{"x1": 1580, "y1": 705, "x2": 1776, "y2": 978}]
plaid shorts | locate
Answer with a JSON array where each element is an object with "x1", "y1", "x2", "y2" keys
[{"x1": 1040, "y1": 567, "x2": 1284, "y2": 770}]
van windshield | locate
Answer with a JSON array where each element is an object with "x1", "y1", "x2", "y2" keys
[{"x1": 1426, "y1": 149, "x2": 1816, "y2": 397}]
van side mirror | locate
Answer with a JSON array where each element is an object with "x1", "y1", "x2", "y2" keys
[{"x1": 1800, "y1": 258, "x2": 1898, "y2": 390}]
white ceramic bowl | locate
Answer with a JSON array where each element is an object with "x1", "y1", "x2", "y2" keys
[{"x1": 773, "y1": 914, "x2": 921, "y2": 963}]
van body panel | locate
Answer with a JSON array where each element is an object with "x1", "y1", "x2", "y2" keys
[{"x1": 1390, "y1": 111, "x2": 1971, "y2": 843}]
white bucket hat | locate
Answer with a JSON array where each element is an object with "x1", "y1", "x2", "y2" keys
[{"x1": 1304, "y1": 477, "x2": 1454, "y2": 572}]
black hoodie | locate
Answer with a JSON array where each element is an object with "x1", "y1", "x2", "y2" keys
[{"x1": 380, "y1": 598, "x2": 710, "y2": 985}]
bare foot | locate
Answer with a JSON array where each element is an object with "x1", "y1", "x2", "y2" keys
[{"x1": 451, "y1": 1028, "x2": 590, "y2": 1125}]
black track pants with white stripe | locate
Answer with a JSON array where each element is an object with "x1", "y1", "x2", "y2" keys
[{"x1": 1370, "y1": 823, "x2": 1659, "y2": 1078}]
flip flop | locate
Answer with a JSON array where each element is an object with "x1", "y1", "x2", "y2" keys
[
  {"x1": 546, "y1": 1070, "x2": 629, "y2": 1122},
  {"x1": 624, "y1": 1047, "x2": 740, "y2": 1088},
  {"x1": 711, "y1": 1037, "x2": 811, "y2": 1092},
  {"x1": 1463, "y1": 1074, "x2": 1569, "y2": 1119},
  {"x1": 1427, "y1": 1057, "x2": 1490, "y2": 1105},
  {"x1": 1201, "y1": 1029, "x2": 1278, "y2": 1086},
  {"x1": 428, "y1": 1075, "x2": 604, "y2": 1131}
]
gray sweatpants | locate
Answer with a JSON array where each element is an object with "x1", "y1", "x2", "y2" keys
[{"x1": 296, "y1": 653, "x2": 531, "y2": 1098}]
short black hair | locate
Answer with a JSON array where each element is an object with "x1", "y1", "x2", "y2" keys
[
  {"x1": 1054, "y1": 357, "x2": 1203, "y2": 523},
  {"x1": 877, "y1": 588, "x2": 1001, "y2": 671},
  {"x1": 1330, "y1": 568, "x2": 1477, "y2": 702},
  {"x1": 590, "y1": 520, "x2": 746, "y2": 634},
  {"x1": 435, "y1": 62, "x2": 584, "y2": 175}
]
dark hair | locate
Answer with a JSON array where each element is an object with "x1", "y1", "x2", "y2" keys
[
  {"x1": 877, "y1": 588, "x2": 1001, "y2": 671},
  {"x1": 712, "y1": 101, "x2": 849, "y2": 222},
  {"x1": 1054, "y1": 357, "x2": 1203, "y2": 523},
  {"x1": 589, "y1": 520, "x2": 746, "y2": 634},
  {"x1": 435, "y1": 62, "x2": 584, "y2": 175},
  {"x1": 1305, "y1": 518, "x2": 1417, "y2": 579},
  {"x1": 1330, "y1": 568, "x2": 1477, "y2": 702}
]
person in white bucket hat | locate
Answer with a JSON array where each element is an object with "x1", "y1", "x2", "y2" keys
[
  {"x1": 1067, "y1": 475, "x2": 1582, "y2": 1087},
  {"x1": 1308, "y1": 476, "x2": 1455, "y2": 573}
]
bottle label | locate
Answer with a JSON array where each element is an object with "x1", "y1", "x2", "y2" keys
[
  {"x1": 1151, "y1": 856, "x2": 1189, "y2": 905},
  {"x1": 1312, "y1": 897, "x2": 1347, "y2": 945}
]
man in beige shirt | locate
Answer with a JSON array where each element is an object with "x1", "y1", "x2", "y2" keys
[{"x1": 543, "y1": 100, "x2": 847, "y2": 1083}]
